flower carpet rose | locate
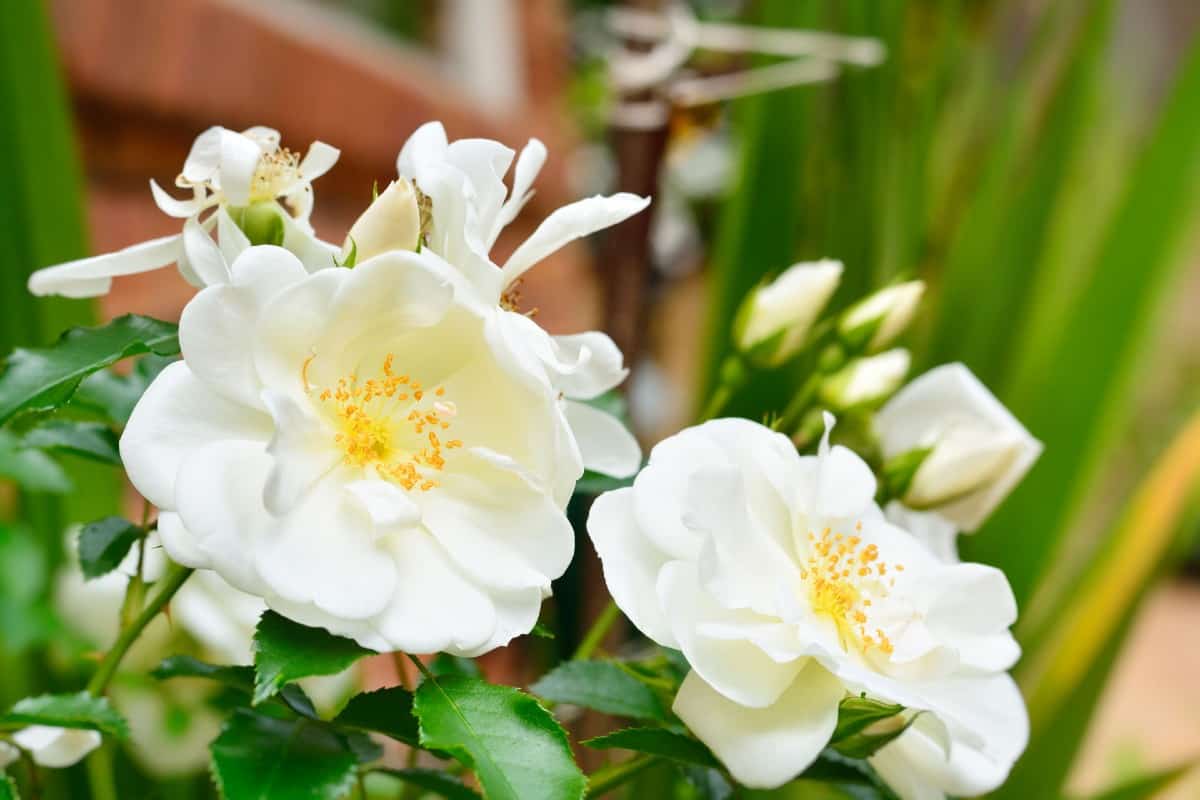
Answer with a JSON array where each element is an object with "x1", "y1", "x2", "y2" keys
[
  {"x1": 121, "y1": 243, "x2": 583, "y2": 655},
  {"x1": 588, "y1": 414, "x2": 1027, "y2": 796}
]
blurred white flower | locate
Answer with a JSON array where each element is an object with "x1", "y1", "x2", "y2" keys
[
  {"x1": 877, "y1": 363, "x2": 1042, "y2": 531},
  {"x1": 820, "y1": 349, "x2": 910, "y2": 410},
  {"x1": 28, "y1": 126, "x2": 339, "y2": 298},
  {"x1": 588, "y1": 414, "x2": 1026, "y2": 793},
  {"x1": 396, "y1": 122, "x2": 647, "y2": 478},
  {"x1": 343, "y1": 179, "x2": 421, "y2": 263},
  {"x1": 733, "y1": 260, "x2": 842, "y2": 367},
  {"x1": 56, "y1": 528, "x2": 351, "y2": 777},
  {"x1": 11, "y1": 726, "x2": 101, "y2": 768},
  {"x1": 122, "y1": 244, "x2": 583, "y2": 656},
  {"x1": 0, "y1": 740, "x2": 17, "y2": 769},
  {"x1": 841, "y1": 280, "x2": 924, "y2": 352}
]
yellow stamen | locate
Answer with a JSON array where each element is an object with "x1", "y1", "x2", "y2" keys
[{"x1": 308, "y1": 353, "x2": 457, "y2": 492}]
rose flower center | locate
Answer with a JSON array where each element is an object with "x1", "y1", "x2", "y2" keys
[{"x1": 303, "y1": 352, "x2": 462, "y2": 492}]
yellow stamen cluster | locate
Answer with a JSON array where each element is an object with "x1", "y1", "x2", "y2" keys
[
  {"x1": 251, "y1": 147, "x2": 302, "y2": 201},
  {"x1": 307, "y1": 353, "x2": 461, "y2": 492},
  {"x1": 800, "y1": 524, "x2": 900, "y2": 656}
]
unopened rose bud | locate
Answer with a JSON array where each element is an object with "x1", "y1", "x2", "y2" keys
[
  {"x1": 876, "y1": 363, "x2": 1042, "y2": 531},
  {"x1": 733, "y1": 260, "x2": 842, "y2": 367},
  {"x1": 840, "y1": 280, "x2": 924, "y2": 353},
  {"x1": 343, "y1": 179, "x2": 421, "y2": 264},
  {"x1": 820, "y1": 349, "x2": 910, "y2": 410}
]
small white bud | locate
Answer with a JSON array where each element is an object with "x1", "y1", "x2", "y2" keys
[
  {"x1": 12, "y1": 726, "x2": 102, "y2": 768},
  {"x1": 841, "y1": 280, "x2": 924, "y2": 352},
  {"x1": 733, "y1": 260, "x2": 842, "y2": 367},
  {"x1": 343, "y1": 179, "x2": 421, "y2": 264},
  {"x1": 905, "y1": 427, "x2": 1025, "y2": 510},
  {"x1": 821, "y1": 349, "x2": 910, "y2": 410}
]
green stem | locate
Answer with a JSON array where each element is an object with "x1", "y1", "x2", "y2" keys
[
  {"x1": 699, "y1": 383, "x2": 734, "y2": 422},
  {"x1": 573, "y1": 600, "x2": 621, "y2": 661},
  {"x1": 87, "y1": 562, "x2": 193, "y2": 695},
  {"x1": 84, "y1": 741, "x2": 116, "y2": 800},
  {"x1": 584, "y1": 754, "x2": 659, "y2": 798},
  {"x1": 699, "y1": 356, "x2": 749, "y2": 421},
  {"x1": 405, "y1": 652, "x2": 435, "y2": 683},
  {"x1": 777, "y1": 371, "x2": 822, "y2": 435},
  {"x1": 20, "y1": 748, "x2": 41, "y2": 800}
]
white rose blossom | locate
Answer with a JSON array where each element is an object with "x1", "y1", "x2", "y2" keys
[
  {"x1": 877, "y1": 363, "x2": 1043, "y2": 531},
  {"x1": 121, "y1": 243, "x2": 584, "y2": 655},
  {"x1": 587, "y1": 415, "x2": 1027, "y2": 796},
  {"x1": 10, "y1": 726, "x2": 101, "y2": 769},
  {"x1": 28, "y1": 125, "x2": 339, "y2": 298},
  {"x1": 396, "y1": 121, "x2": 649, "y2": 478}
]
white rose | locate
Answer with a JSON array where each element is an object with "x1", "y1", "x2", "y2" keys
[
  {"x1": 587, "y1": 415, "x2": 1027, "y2": 794},
  {"x1": 877, "y1": 363, "x2": 1042, "y2": 531},
  {"x1": 11, "y1": 726, "x2": 101, "y2": 768},
  {"x1": 28, "y1": 125, "x2": 340, "y2": 299},
  {"x1": 121, "y1": 244, "x2": 584, "y2": 656},
  {"x1": 733, "y1": 260, "x2": 842, "y2": 366},
  {"x1": 397, "y1": 122, "x2": 648, "y2": 478},
  {"x1": 840, "y1": 280, "x2": 924, "y2": 352}
]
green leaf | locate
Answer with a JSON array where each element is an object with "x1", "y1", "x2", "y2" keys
[
  {"x1": 1079, "y1": 763, "x2": 1196, "y2": 800},
  {"x1": 153, "y1": 656, "x2": 319, "y2": 720},
  {"x1": 999, "y1": 411, "x2": 1200, "y2": 800},
  {"x1": 530, "y1": 660, "x2": 666, "y2": 721},
  {"x1": 152, "y1": 656, "x2": 255, "y2": 694},
  {"x1": 678, "y1": 765, "x2": 732, "y2": 800},
  {"x1": 0, "y1": 429, "x2": 69, "y2": 493},
  {"x1": 0, "y1": 692, "x2": 128, "y2": 738},
  {"x1": 210, "y1": 709, "x2": 359, "y2": 800},
  {"x1": 252, "y1": 611, "x2": 373, "y2": 705},
  {"x1": 0, "y1": 315, "x2": 179, "y2": 425},
  {"x1": 73, "y1": 354, "x2": 174, "y2": 425},
  {"x1": 429, "y1": 654, "x2": 482, "y2": 679},
  {"x1": 21, "y1": 420, "x2": 120, "y2": 465},
  {"x1": 333, "y1": 687, "x2": 418, "y2": 747},
  {"x1": 413, "y1": 675, "x2": 585, "y2": 800},
  {"x1": 583, "y1": 728, "x2": 719, "y2": 769},
  {"x1": 0, "y1": 774, "x2": 17, "y2": 800},
  {"x1": 969, "y1": 36, "x2": 1200, "y2": 606},
  {"x1": 572, "y1": 470, "x2": 633, "y2": 496},
  {"x1": 77, "y1": 516, "x2": 141, "y2": 579},
  {"x1": 375, "y1": 768, "x2": 482, "y2": 800}
]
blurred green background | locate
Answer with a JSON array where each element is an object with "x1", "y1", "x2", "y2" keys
[{"x1": 1, "y1": 0, "x2": 1198, "y2": 798}]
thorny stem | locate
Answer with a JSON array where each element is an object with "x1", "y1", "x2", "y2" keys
[
  {"x1": 573, "y1": 600, "x2": 621, "y2": 661},
  {"x1": 86, "y1": 562, "x2": 193, "y2": 696}
]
